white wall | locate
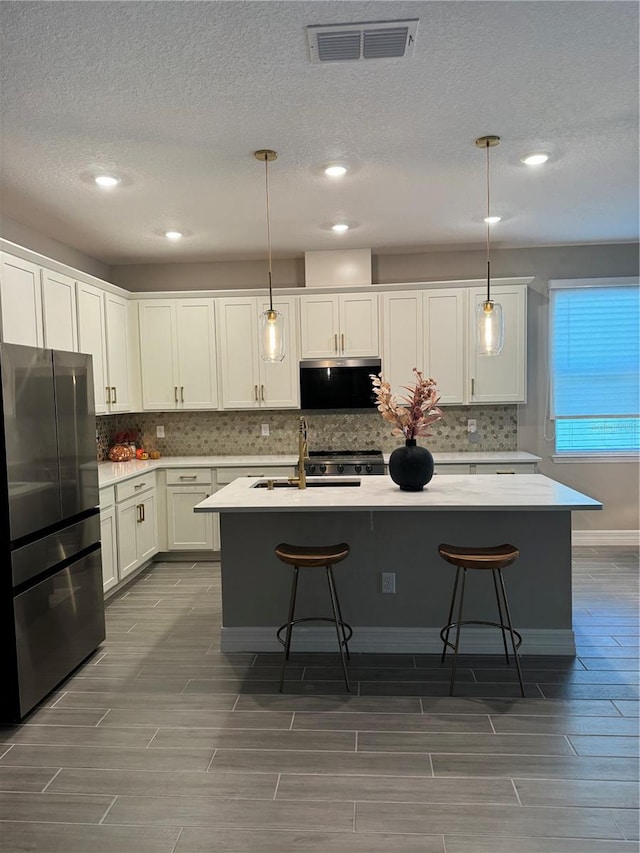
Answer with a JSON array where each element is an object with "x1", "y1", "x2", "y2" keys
[{"x1": 0, "y1": 215, "x2": 110, "y2": 280}]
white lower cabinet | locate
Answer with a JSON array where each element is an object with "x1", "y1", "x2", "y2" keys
[
  {"x1": 99, "y1": 486, "x2": 118, "y2": 594},
  {"x1": 114, "y1": 474, "x2": 158, "y2": 581},
  {"x1": 166, "y1": 468, "x2": 217, "y2": 550},
  {"x1": 435, "y1": 462, "x2": 537, "y2": 474}
]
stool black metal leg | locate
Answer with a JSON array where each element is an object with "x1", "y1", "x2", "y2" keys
[
  {"x1": 279, "y1": 565, "x2": 299, "y2": 692},
  {"x1": 491, "y1": 568, "x2": 511, "y2": 664},
  {"x1": 327, "y1": 565, "x2": 350, "y2": 660},
  {"x1": 326, "y1": 566, "x2": 350, "y2": 692},
  {"x1": 441, "y1": 566, "x2": 461, "y2": 663},
  {"x1": 449, "y1": 567, "x2": 468, "y2": 696},
  {"x1": 496, "y1": 569, "x2": 525, "y2": 697}
]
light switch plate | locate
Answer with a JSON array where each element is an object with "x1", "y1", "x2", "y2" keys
[
  {"x1": 156, "y1": 425, "x2": 165, "y2": 438},
  {"x1": 261, "y1": 423, "x2": 270, "y2": 437}
]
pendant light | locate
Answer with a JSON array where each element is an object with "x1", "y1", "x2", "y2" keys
[
  {"x1": 474, "y1": 135, "x2": 504, "y2": 356},
  {"x1": 254, "y1": 149, "x2": 285, "y2": 362}
]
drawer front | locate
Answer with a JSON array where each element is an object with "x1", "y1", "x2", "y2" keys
[
  {"x1": 216, "y1": 465, "x2": 294, "y2": 485},
  {"x1": 115, "y1": 473, "x2": 155, "y2": 502},
  {"x1": 99, "y1": 486, "x2": 115, "y2": 509},
  {"x1": 433, "y1": 464, "x2": 471, "y2": 475},
  {"x1": 475, "y1": 463, "x2": 537, "y2": 474},
  {"x1": 166, "y1": 468, "x2": 212, "y2": 486}
]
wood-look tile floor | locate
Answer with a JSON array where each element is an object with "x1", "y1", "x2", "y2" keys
[{"x1": 0, "y1": 545, "x2": 638, "y2": 852}]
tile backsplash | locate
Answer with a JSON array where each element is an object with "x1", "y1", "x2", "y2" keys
[{"x1": 97, "y1": 406, "x2": 518, "y2": 460}]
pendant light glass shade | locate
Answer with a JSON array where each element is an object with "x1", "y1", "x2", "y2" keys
[
  {"x1": 476, "y1": 298, "x2": 504, "y2": 356},
  {"x1": 259, "y1": 306, "x2": 285, "y2": 362},
  {"x1": 475, "y1": 136, "x2": 504, "y2": 356},
  {"x1": 255, "y1": 149, "x2": 285, "y2": 363}
]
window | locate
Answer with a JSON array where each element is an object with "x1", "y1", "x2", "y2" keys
[{"x1": 550, "y1": 278, "x2": 639, "y2": 455}]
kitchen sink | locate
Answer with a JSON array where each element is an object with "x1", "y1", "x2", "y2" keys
[{"x1": 253, "y1": 477, "x2": 361, "y2": 489}]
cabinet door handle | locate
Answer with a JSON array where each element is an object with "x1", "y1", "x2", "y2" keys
[
  {"x1": 111, "y1": 386, "x2": 117, "y2": 404},
  {"x1": 497, "y1": 470, "x2": 515, "y2": 475},
  {"x1": 471, "y1": 378, "x2": 475, "y2": 397},
  {"x1": 254, "y1": 384, "x2": 259, "y2": 401},
  {"x1": 334, "y1": 333, "x2": 338, "y2": 354},
  {"x1": 105, "y1": 386, "x2": 110, "y2": 404},
  {"x1": 134, "y1": 482, "x2": 145, "y2": 489},
  {"x1": 179, "y1": 475, "x2": 197, "y2": 480},
  {"x1": 181, "y1": 386, "x2": 184, "y2": 403},
  {"x1": 174, "y1": 386, "x2": 178, "y2": 403},
  {"x1": 141, "y1": 502, "x2": 145, "y2": 522},
  {"x1": 136, "y1": 503, "x2": 142, "y2": 523},
  {"x1": 341, "y1": 333, "x2": 345, "y2": 353},
  {"x1": 261, "y1": 384, "x2": 265, "y2": 402}
]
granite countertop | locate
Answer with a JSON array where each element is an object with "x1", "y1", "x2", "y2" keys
[
  {"x1": 98, "y1": 455, "x2": 299, "y2": 488},
  {"x1": 98, "y1": 451, "x2": 542, "y2": 489},
  {"x1": 193, "y1": 473, "x2": 601, "y2": 514},
  {"x1": 384, "y1": 451, "x2": 541, "y2": 465}
]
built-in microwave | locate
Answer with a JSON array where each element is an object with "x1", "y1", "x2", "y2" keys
[{"x1": 299, "y1": 357, "x2": 381, "y2": 410}]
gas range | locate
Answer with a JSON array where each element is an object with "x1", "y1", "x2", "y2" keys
[{"x1": 304, "y1": 450, "x2": 385, "y2": 476}]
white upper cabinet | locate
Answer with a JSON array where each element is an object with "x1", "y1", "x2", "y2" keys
[
  {"x1": 0, "y1": 253, "x2": 44, "y2": 347},
  {"x1": 104, "y1": 291, "x2": 132, "y2": 412},
  {"x1": 467, "y1": 284, "x2": 527, "y2": 403},
  {"x1": 77, "y1": 282, "x2": 132, "y2": 414},
  {"x1": 423, "y1": 289, "x2": 466, "y2": 404},
  {"x1": 217, "y1": 295, "x2": 299, "y2": 409},
  {"x1": 383, "y1": 284, "x2": 526, "y2": 405},
  {"x1": 381, "y1": 291, "x2": 423, "y2": 396},
  {"x1": 300, "y1": 292, "x2": 379, "y2": 358},
  {"x1": 138, "y1": 298, "x2": 218, "y2": 410},
  {"x1": 42, "y1": 269, "x2": 78, "y2": 351},
  {"x1": 382, "y1": 289, "x2": 465, "y2": 403}
]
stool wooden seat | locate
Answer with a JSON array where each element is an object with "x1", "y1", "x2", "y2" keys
[
  {"x1": 438, "y1": 542, "x2": 525, "y2": 697},
  {"x1": 274, "y1": 542, "x2": 352, "y2": 692}
]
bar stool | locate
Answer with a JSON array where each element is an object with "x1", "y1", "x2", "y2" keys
[
  {"x1": 438, "y1": 543, "x2": 525, "y2": 697},
  {"x1": 274, "y1": 542, "x2": 352, "y2": 692}
]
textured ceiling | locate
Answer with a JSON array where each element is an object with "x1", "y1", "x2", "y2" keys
[{"x1": 0, "y1": 1, "x2": 638, "y2": 265}]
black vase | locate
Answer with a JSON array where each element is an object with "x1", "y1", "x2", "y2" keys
[{"x1": 388, "y1": 439, "x2": 434, "y2": 491}]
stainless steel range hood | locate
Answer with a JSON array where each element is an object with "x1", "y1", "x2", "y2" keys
[{"x1": 304, "y1": 248, "x2": 372, "y2": 287}]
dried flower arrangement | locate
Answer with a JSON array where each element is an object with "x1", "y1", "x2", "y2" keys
[{"x1": 370, "y1": 369, "x2": 444, "y2": 440}]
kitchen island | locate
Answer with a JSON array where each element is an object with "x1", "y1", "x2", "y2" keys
[{"x1": 194, "y1": 474, "x2": 601, "y2": 655}]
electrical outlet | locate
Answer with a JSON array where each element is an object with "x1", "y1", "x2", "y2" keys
[
  {"x1": 261, "y1": 423, "x2": 270, "y2": 437},
  {"x1": 381, "y1": 572, "x2": 396, "y2": 594},
  {"x1": 467, "y1": 418, "x2": 477, "y2": 433},
  {"x1": 156, "y1": 425, "x2": 165, "y2": 438}
]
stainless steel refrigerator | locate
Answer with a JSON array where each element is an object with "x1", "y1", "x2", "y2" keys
[{"x1": 0, "y1": 343, "x2": 105, "y2": 722}]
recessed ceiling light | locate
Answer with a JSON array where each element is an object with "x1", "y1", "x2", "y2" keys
[
  {"x1": 483, "y1": 215, "x2": 501, "y2": 224},
  {"x1": 164, "y1": 231, "x2": 183, "y2": 240},
  {"x1": 521, "y1": 153, "x2": 549, "y2": 166},
  {"x1": 324, "y1": 165, "x2": 348, "y2": 177},
  {"x1": 331, "y1": 223, "x2": 349, "y2": 233},
  {"x1": 94, "y1": 175, "x2": 120, "y2": 188}
]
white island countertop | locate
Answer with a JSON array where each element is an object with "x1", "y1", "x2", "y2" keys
[{"x1": 194, "y1": 473, "x2": 601, "y2": 514}]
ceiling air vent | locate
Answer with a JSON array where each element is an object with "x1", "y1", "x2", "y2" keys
[{"x1": 307, "y1": 19, "x2": 419, "y2": 64}]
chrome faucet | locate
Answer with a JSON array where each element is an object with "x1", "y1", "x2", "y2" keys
[{"x1": 289, "y1": 416, "x2": 309, "y2": 489}]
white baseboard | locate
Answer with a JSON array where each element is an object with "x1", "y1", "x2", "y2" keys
[
  {"x1": 572, "y1": 529, "x2": 639, "y2": 547},
  {"x1": 220, "y1": 626, "x2": 575, "y2": 655}
]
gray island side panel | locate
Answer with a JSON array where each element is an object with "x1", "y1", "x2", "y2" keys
[{"x1": 219, "y1": 508, "x2": 573, "y2": 652}]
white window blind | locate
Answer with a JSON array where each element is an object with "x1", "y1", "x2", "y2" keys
[{"x1": 550, "y1": 282, "x2": 639, "y2": 454}]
